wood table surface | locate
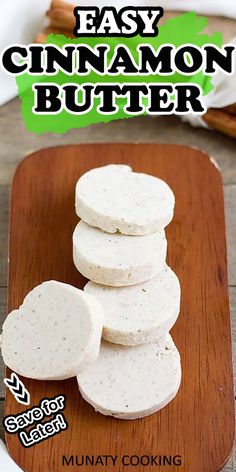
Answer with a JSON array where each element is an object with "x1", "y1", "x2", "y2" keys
[
  {"x1": 4, "y1": 143, "x2": 235, "y2": 472},
  {"x1": 0, "y1": 98, "x2": 235, "y2": 471}
]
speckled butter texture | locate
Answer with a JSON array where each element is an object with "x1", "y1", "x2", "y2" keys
[
  {"x1": 73, "y1": 220, "x2": 167, "y2": 286},
  {"x1": 1, "y1": 163, "x2": 181, "y2": 420},
  {"x1": 78, "y1": 334, "x2": 181, "y2": 419},
  {"x1": 1, "y1": 281, "x2": 104, "y2": 380},
  {"x1": 75, "y1": 165, "x2": 175, "y2": 235},
  {"x1": 84, "y1": 265, "x2": 181, "y2": 345}
]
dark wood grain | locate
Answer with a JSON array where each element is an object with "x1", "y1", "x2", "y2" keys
[
  {"x1": 0, "y1": 401, "x2": 4, "y2": 440},
  {"x1": 5, "y1": 144, "x2": 235, "y2": 472}
]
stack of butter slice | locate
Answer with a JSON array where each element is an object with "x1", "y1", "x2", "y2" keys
[{"x1": 73, "y1": 164, "x2": 181, "y2": 419}]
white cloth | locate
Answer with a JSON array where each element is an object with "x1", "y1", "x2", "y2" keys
[
  {"x1": 0, "y1": 0, "x2": 51, "y2": 106},
  {"x1": 0, "y1": 0, "x2": 235, "y2": 107},
  {"x1": 0, "y1": 440, "x2": 22, "y2": 471},
  {"x1": 160, "y1": 0, "x2": 236, "y2": 19},
  {"x1": 182, "y1": 37, "x2": 236, "y2": 128},
  {"x1": 76, "y1": 0, "x2": 236, "y2": 18}
]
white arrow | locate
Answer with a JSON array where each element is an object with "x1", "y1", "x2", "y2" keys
[{"x1": 4, "y1": 373, "x2": 30, "y2": 405}]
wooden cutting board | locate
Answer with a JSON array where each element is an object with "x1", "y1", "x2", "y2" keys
[{"x1": 5, "y1": 144, "x2": 235, "y2": 472}]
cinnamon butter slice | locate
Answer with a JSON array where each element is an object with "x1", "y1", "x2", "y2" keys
[{"x1": 77, "y1": 334, "x2": 181, "y2": 420}]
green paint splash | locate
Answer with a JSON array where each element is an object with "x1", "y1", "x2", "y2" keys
[{"x1": 16, "y1": 12, "x2": 222, "y2": 134}]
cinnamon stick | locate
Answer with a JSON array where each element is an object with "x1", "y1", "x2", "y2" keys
[
  {"x1": 44, "y1": 25, "x2": 74, "y2": 37},
  {"x1": 34, "y1": 26, "x2": 74, "y2": 43},
  {"x1": 204, "y1": 108, "x2": 236, "y2": 138},
  {"x1": 34, "y1": 32, "x2": 47, "y2": 44},
  {"x1": 47, "y1": 8, "x2": 75, "y2": 31},
  {"x1": 51, "y1": 0, "x2": 74, "y2": 12},
  {"x1": 222, "y1": 104, "x2": 236, "y2": 116}
]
